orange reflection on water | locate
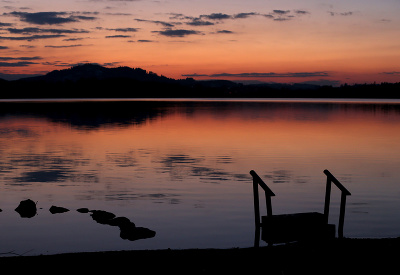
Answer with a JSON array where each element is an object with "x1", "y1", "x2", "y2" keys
[{"x1": 1, "y1": 100, "x2": 400, "y2": 255}]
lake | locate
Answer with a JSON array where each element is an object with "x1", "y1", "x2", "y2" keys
[{"x1": 0, "y1": 98, "x2": 399, "y2": 256}]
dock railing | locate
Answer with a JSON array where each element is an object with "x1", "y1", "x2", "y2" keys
[
  {"x1": 250, "y1": 170, "x2": 275, "y2": 228},
  {"x1": 323, "y1": 169, "x2": 351, "y2": 238},
  {"x1": 250, "y1": 169, "x2": 351, "y2": 240}
]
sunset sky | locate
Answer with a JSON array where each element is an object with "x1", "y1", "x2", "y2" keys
[{"x1": 1, "y1": 0, "x2": 400, "y2": 85}]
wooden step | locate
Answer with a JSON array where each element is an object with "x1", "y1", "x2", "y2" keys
[{"x1": 261, "y1": 212, "x2": 335, "y2": 243}]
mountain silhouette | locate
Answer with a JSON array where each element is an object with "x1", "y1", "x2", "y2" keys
[
  {"x1": 21, "y1": 63, "x2": 175, "y2": 83},
  {"x1": 1, "y1": 63, "x2": 400, "y2": 99}
]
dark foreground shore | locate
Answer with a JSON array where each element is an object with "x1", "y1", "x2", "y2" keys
[{"x1": 1, "y1": 237, "x2": 399, "y2": 274}]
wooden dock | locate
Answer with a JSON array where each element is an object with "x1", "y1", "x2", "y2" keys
[{"x1": 250, "y1": 169, "x2": 351, "y2": 246}]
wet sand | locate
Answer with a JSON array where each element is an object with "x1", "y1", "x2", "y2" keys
[{"x1": 1, "y1": 237, "x2": 399, "y2": 274}]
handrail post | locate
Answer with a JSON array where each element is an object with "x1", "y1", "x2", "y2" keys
[
  {"x1": 338, "y1": 192, "x2": 347, "y2": 239},
  {"x1": 323, "y1": 169, "x2": 351, "y2": 239},
  {"x1": 253, "y1": 178, "x2": 261, "y2": 228},
  {"x1": 250, "y1": 170, "x2": 275, "y2": 228},
  {"x1": 265, "y1": 191, "x2": 272, "y2": 217},
  {"x1": 323, "y1": 178, "x2": 331, "y2": 224}
]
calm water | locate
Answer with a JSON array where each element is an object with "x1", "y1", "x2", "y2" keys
[{"x1": 1, "y1": 98, "x2": 400, "y2": 256}]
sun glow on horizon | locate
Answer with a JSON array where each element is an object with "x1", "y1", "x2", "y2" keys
[{"x1": 0, "y1": 0, "x2": 400, "y2": 85}]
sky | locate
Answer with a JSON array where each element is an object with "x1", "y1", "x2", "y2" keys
[{"x1": 1, "y1": 0, "x2": 400, "y2": 85}]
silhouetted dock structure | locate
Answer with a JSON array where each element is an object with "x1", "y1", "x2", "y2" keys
[{"x1": 251, "y1": 169, "x2": 351, "y2": 246}]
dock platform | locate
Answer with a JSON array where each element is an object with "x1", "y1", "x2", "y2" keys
[{"x1": 250, "y1": 169, "x2": 350, "y2": 246}]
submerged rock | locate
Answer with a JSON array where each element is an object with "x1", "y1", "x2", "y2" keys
[
  {"x1": 90, "y1": 210, "x2": 116, "y2": 224},
  {"x1": 107, "y1": 216, "x2": 134, "y2": 227},
  {"x1": 77, "y1": 208, "x2": 90, "y2": 213},
  {"x1": 15, "y1": 199, "x2": 37, "y2": 218},
  {"x1": 120, "y1": 226, "x2": 156, "y2": 241},
  {"x1": 49, "y1": 205, "x2": 69, "y2": 214},
  {"x1": 88, "y1": 209, "x2": 155, "y2": 241}
]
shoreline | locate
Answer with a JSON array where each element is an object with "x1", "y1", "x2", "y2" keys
[{"x1": 1, "y1": 237, "x2": 399, "y2": 274}]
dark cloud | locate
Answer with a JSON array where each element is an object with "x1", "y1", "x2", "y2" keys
[
  {"x1": 63, "y1": 38, "x2": 85, "y2": 41},
  {"x1": 7, "y1": 11, "x2": 97, "y2": 25},
  {"x1": 105, "y1": 34, "x2": 131, "y2": 38},
  {"x1": 0, "y1": 56, "x2": 42, "y2": 61},
  {"x1": 20, "y1": 45, "x2": 36, "y2": 48},
  {"x1": 0, "y1": 34, "x2": 65, "y2": 40},
  {"x1": 233, "y1": 12, "x2": 259, "y2": 19},
  {"x1": 273, "y1": 10, "x2": 291, "y2": 15},
  {"x1": 262, "y1": 9, "x2": 309, "y2": 21},
  {"x1": 154, "y1": 29, "x2": 202, "y2": 37},
  {"x1": 329, "y1": 11, "x2": 353, "y2": 16},
  {"x1": 273, "y1": 17, "x2": 292, "y2": 21},
  {"x1": 183, "y1": 72, "x2": 330, "y2": 78},
  {"x1": 108, "y1": 27, "x2": 139, "y2": 32},
  {"x1": 7, "y1": 27, "x2": 89, "y2": 34},
  {"x1": 0, "y1": 22, "x2": 13, "y2": 27},
  {"x1": 137, "y1": 39, "x2": 155, "y2": 43},
  {"x1": 215, "y1": 30, "x2": 234, "y2": 34},
  {"x1": 45, "y1": 44, "x2": 85, "y2": 48},
  {"x1": 186, "y1": 18, "x2": 214, "y2": 26},
  {"x1": 181, "y1": 73, "x2": 209, "y2": 77},
  {"x1": 168, "y1": 13, "x2": 189, "y2": 20},
  {"x1": 200, "y1": 13, "x2": 231, "y2": 20},
  {"x1": 0, "y1": 56, "x2": 42, "y2": 67},
  {"x1": 0, "y1": 46, "x2": 9, "y2": 49},
  {"x1": 211, "y1": 72, "x2": 330, "y2": 78},
  {"x1": 135, "y1": 18, "x2": 175, "y2": 27},
  {"x1": 295, "y1": 10, "x2": 309, "y2": 15},
  {"x1": 381, "y1": 71, "x2": 400, "y2": 75},
  {"x1": 0, "y1": 61, "x2": 38, "y2": 67},
  {"x1": 105, "y1": 12, "x2": 133, "y2": 16},
  {"x1": 169, "y1": 10, "x2": 308, "y2": 27}
]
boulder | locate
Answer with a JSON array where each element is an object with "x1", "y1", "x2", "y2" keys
[
  {"x1": 107, "y1": 216, "x2": 134, "y2": 227},
  {"x1": 49, "y1": 205, "x2": 69, "y2": 214},
  {"x1": 77, "y1": 208, "x2": 90, "y2": 213},
  {"x1": 120, "y1": 226, "x2": 156, "y2": 241},
  {"x1": 90, "y1": 210, "x2": 116, "y2": 224},
  {"x1": 15, "y1": 199, "x2": 37, "y2": 218}
]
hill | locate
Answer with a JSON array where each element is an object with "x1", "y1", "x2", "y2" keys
[
  {"x1": 1, "y1": 64, "x2": 400, "y2": 99},
  {"x1": 21, "y1": 64, "x2": 174, "y2": 83}
]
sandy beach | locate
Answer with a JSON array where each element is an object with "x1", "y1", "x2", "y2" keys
[{"x1": 1, "y1": 237, "x2": 399, "y2": 274}]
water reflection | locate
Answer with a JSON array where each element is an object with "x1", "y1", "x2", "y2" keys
[
  {"x1": 0, "y1": 101, "x2": 170, "y2": 129},
  {"x1": 1, "y1": 100, "x2": 400, "y2": 130},
  {"x1": 0, "y1": 99, "x2": 400, "y2": 255}
]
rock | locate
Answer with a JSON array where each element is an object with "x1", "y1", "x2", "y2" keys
[
  {"x1": 90, "y1": 210, "x2": 116, "y2": 224},
  {"x1": 107, "y1": 216, "x2": 134, "y2": 227},
  {"x1": 49, "y1": 205, "x2": 69, "y2": 214},
  {"x1": 77, "y1": 208, "x2": 90, "y2": 213},
  {"x1": 120, "y1": 226, "x2": 156, "y2": 241},
  {"x1": 15, "y1": 199, "x2": 37, "y2": 218},
  {"x1": 87, "y1": 210, "x2": 156, "y2": 242}
]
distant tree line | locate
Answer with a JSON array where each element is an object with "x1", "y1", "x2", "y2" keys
[{"x1": 1, "y1": 64, "x2": 400, "y2": 99}]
